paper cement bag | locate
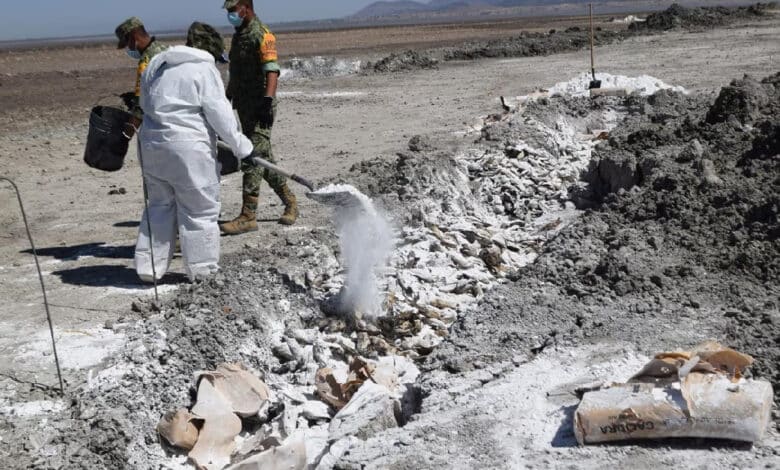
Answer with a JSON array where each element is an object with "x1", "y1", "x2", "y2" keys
[{"x1": 574, "y1": 374, "x2": 773, "y2": 445}]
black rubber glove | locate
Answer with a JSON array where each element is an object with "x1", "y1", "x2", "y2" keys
[
  {"x1": 119, "y1": 92, "x2": 137, "y2": 111},
  {"x1": 239, "y1": 150, "x2": 260, "y2": 169},
  {"x1": 258, "y1": 96, "x2": 274, "y2": 128},
  {"x1": 122, "y1": 122, "x2": 136, "y2": 140}
]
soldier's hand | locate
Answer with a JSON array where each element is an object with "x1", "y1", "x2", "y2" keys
[
  {"x1": 122, "y1": 116, "x2": 141, "y2": 140},
  {"x1": 119, "y1": 92, "x2": 137, "y2": 111},
  {"x1": 122, "y1": 122, "x2": 136, "y2": 140},
  {"x1": 258, "y1": 96, "x2": 274, "y2": 128},
  {"x1": 239, "y1": 151, "x2": 261, "y2": 169}
]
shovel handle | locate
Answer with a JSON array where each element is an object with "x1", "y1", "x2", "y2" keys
[
  {"x1": 290, "y1": 174, "x2": 316, "y2": 193},
  {"x1": 250, "y1": 156, "x2": 315, "y2": 192}
]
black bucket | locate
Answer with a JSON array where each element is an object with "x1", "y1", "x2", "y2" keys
[
  {"x1": 84, "y1": 106, "x2": 132, "y2": 172},
  {"x1": 216, "y1": 142, "x2": 240, "y2": 176}
]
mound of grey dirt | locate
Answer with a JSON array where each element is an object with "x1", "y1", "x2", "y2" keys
[
  {"x1": 441, "y1": 27, "x2": 626, "y2": 61},
  {"x1": 364, "y1": 3, "x2": 774, "y2": 70},
  {"x1": 630, "y1": 2, "x2": 775, "y2": 31},
  {"x1": 1, "y1": 252, "x2": 325, "y2": 468},
  {"x1": 428, "y1": 73, "x2": 780, "y2": 427},
  {"x1": 362, "y1": 49, "x2": 439, "y2": 73}
]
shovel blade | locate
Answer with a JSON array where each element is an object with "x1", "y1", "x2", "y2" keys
[
  {"x1": 589, "y1": 80, "x2": 602, "y2": 89},
  {"x1": 306, "y1": 190, "x2": 364, "y2": 208}
]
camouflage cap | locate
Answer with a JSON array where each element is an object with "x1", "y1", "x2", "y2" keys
[
  {"x1": 223, "y1": 0, "x2": 240, "y2": 10},
  {"x1": 187, "y1": 22, "x2": 228, "y2": 63},
  {"x1": 115, "y1": 17, "x2": 144, "y2": 49}
]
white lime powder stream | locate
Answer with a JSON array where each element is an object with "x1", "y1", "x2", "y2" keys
[{"x1": 309, "y1": 184, "x2": 393, "y2": 318}]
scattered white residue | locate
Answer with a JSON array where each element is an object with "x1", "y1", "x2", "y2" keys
[
  {"x1": 612, "y1": 15, "x2": 646, "y2": 23},
  {"x1": 479, "y1": 343, "x2": 648, "y2": 454},
  {"x1": 87, "y1": 363, "x2": 131, "y2": 390},
  {"x1": 17, "y1": 327, "x2": 125, "y2": 369},
  {"x1": 267, "y1": 318, "x2": 287, "y2": 340},
  {"x1": 278, "y1": 91, "x2": 367, "y2": 99},
  {"x1": 547, "y1": 72, "x2": 687, "y2": 97},
  {"x1": 280, "y1": 56, "x2": 362, "y2": 80},
  {"x1": 0, "y1": 399, "x2": 66, "y2": 418},
  {"x1": 49, "y1": 222, "x2": 80, "y2": 230},
  {"x1": 311, "y1": 184, "x2": 393, "y2": 318},
  {"x1": 14, "y1": 273, "x2": 52, "y2": 284},
  {"x1": 103, "y1": 283, "x2": 179, "y2": 296},
  {"x1": 159, "y1": 456, "x2": 191, "y2": 470},
  {"x1": 238, "y1": 337, "x2": 266, "y2": 359}
]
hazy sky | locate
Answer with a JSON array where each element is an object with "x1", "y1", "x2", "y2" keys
[{"x1": 0, "y1": 0, "x2": 377, "y2": 41}]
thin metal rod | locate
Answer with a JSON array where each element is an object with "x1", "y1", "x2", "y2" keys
[
  {"x1": 589, "y1": 3, "x2": 596, "y2": 81},
  {"x1": 44, "y1": 302, "x2": 122, "y2": 313},
  {"x1": 136, "y1": 141, "x2": 159, "y2": 302},
  {"x1": 0, "y1": 177, "x2": 64, "y2": 396}
]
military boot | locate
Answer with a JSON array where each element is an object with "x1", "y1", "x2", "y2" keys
[
  {"x1": 220, "y1": 195, "x2": 259, "y2": 235},
  {"x1": 274, "y1": 184, "x2": 298, "y2": 226}
]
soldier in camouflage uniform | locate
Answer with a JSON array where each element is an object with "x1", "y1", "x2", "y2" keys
[
  {"x1": 220, "y1": 0, "x2": 298, "y2": 234},
  {"x1": 115, "y1": 17, "x2": 168, "y2": 139}
]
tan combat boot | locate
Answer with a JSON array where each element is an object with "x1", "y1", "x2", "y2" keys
[
  {"x1": 219, "y1": 195, "x2": 259, "y2": 235},
  {"x1": 275, "y1": 184, "x2": 298, "y2": 226}
]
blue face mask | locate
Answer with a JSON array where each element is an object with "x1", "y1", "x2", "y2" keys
[
  {"x1": 126, "y1": 49, "x2": 142, "y2": 60},
  {"x1": 227, "y1": 11, "x2": 243, "y2": 27}
]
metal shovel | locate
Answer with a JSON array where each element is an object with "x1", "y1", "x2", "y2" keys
[
  {"x1": 217, "y1": 142, "x2": 364, "y2": 208},
  {"x1": 249, "y1": 155, "x2": 316, "y2": 192},
  {"x1": 588, "y1": 3, "x2": 602, "y2": 90}
]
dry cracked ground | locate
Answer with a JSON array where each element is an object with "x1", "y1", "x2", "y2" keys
[{"x1": 0, "y1": 5, "x2": 778, "y2": 469}]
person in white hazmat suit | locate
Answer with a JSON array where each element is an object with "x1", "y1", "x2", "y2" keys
[{"x1": 134, "y1": 23, "x2": 257, "y2": 282}]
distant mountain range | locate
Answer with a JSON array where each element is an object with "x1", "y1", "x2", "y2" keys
[{"x1": 352, "y1": 0, "x2": 595, "y2": 18}]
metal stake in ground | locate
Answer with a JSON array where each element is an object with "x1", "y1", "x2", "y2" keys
[
  {"x1": 136, "y1": 141, "x2": 160, "y2": 303},
  {"x1": 0, "y1": 177, "x2": 65, "y2": 396},
  {"x1": 588, "y1": 3, "x2": 602, "y2": 90}
]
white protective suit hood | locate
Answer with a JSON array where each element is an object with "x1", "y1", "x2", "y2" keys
[
  {"x1": 139, "y1": 45, "x2": 252, "y2": 159},
  {"x1": 145, "y1": 45, "x2": 214, "y2": 77}
]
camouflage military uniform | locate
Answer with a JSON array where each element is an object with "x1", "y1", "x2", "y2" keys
[
  {"x1": 132, "y1": 39, "x2": 168, "y2": 120},
  {"x1": 227, "y1": 17, "x2": 284, "y2": 202}
]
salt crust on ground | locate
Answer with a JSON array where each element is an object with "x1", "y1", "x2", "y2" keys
[{"x1": 548, "y1": 72, "x2": 687, "y2": 97}]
